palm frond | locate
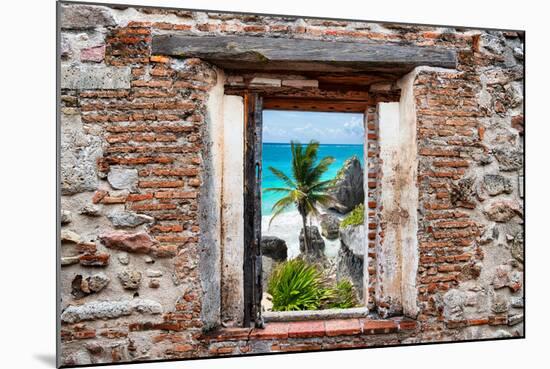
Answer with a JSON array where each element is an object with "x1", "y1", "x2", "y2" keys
[
  {"x1": 308, "y1": 179, "x2": 337, "y2": 192},
  {"x1": 268, "y1": 194, "x2": 296, "y2": 227},
  {"x1": 268, "y1": 166, "x2": 296, "y2": 188},
  {"x1": 306, "y1": 156, "x2": 335, "y2": 185},
  {"x1": 263, "y1": 187, "x2": 292, "y2": 194}
]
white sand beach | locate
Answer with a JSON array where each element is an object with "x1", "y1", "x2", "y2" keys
[{"x1": 262, "y1": 210, "x2": 344, "y2": 259}]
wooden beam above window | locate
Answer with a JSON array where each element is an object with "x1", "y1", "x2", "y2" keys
[
  {"x1": 152, "y1": 35, "x2": 457, "y2": 74},
  {"x1": 263, "y1": 97, "x2": 368, "y2": 113}
]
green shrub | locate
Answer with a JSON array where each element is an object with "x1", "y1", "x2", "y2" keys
[
  {"x1": 325, "y1": 279, "x2": 358, "y2": 309},
  {"x1": 267, "y1": 259, "x2": 331, "y2": 311},
  {"x1": 340, "y1": 203, "x2": 365, "y2": 228}
]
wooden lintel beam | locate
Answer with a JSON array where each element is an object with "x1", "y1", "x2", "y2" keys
[
  {"x1": 263, "y1": 98, "x2": 368, "y2": 113},
  {"x1": 152, "y1": 35, "x2": 457, "y2": 73}
]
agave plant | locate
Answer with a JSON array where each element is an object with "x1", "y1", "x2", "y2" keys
[
  {"x1": 264, "y1": 140, "x2": 336, "y2": 254},
  {"x1": 325, "y1": 279, "x2": 358, "y2": 309},
  {"x1": 267, "y1": 259, "x2": 331, "y2": 311}
]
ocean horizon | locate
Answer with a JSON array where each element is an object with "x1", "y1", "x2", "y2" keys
[{"x1": 261, "y1": 142, "x2": 364, "y2": 216}]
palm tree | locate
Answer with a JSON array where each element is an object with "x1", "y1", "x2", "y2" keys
[{"x1": 265, "y1": 140, "x2": 336, "y2": 255}]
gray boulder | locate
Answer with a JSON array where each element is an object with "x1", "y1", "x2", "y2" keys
[
  {"x1": 261, "y1": 236, "x2": 287, "y2": 261},
  {"x1": 299, "y1": 226, "x2": 325, "y2": 256},
  {"x1": 337, "y1": 225, "x2": 365, "y2": 300},
  {"x1": 330, "y1": 157, "x2": 364, "y2": 214},
  {"x1": 320, "y1": 213, "x2": 340, "y2": 240}
]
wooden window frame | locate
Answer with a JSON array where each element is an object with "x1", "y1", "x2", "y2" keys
[{"x1": 242, "y1": 91, "x2": 371, "y2": 327}]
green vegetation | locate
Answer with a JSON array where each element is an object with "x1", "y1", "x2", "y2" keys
[
  {"x1": 264, "y1": 140, "x2": 336, "y2": 254},
  {"x1": 326, "y1": 279, "x2": 358, "y2": 309},
  {"x1": 340, "y1": 203, "x2": 365, "y2": 228},
  {"x1": 267, "y1": 259, "x2": 330, "y2": 311},
  {"x1": 267, "y1": 259, "x2": 359, "y2": 311}
]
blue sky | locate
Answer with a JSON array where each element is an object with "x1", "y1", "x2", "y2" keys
[{"x1": 263, "y1": 110, "x2": 364, "y2": 145}]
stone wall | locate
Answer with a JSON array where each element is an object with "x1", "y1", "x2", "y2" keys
[{"x1": 58, "y1": 2, "x2": 524, "y2": 365}]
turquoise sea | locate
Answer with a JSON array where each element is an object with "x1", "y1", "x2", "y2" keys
[{"x1": 261, "y1": 143, "x2": 364, "y2": 215}]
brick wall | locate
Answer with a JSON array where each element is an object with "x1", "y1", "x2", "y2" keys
[{"x1": 59, "y1": 3, "x2": 524, "y2": 365}]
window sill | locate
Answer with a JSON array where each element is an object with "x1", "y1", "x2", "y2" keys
[
  {"x1": 204, "y1": 317, "x2": 417, "y2": 342},
  {"x1": 262, "y1": 307, "x2": 370, "y2": 322}
]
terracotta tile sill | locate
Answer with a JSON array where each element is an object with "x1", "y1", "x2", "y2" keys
[{"x1": 204, "y1": 317, "x2": 417, "y2": 342}]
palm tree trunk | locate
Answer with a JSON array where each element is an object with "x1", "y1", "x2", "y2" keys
[{"x1": 301, "y1": 213, "x2": 309, "y2": 254}]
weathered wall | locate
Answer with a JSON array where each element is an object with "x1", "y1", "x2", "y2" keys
[{"x1": 58, "y1": 2, "x2": 524, "y2": 365}]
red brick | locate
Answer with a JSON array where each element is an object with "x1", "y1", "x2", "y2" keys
[
  {"x1": 467, "y1": 318, "x2": 489, "y2": 326},
  {"x1": 173, "y1": 344, "x2": 194, "y2": 352},
  {"x1": 361, "y1": 319, "x2": 398, "y2": 334},
  {"x1": 131, "y1": 203, "x2": 177, "y2": 211},
  {"x1": 154, "y1": 191, "x2": 197, "y2": 199},
  {"x1": 92, "y1": 190, "x2": 108, "y2": 204},
  {"x1": 78, "y1": 253, "x2": 110, "y2": 267},
  {"x1": 100, "y1": 195, "x2": 127, "y2": 204},
  {"x1": 287, "y1": 321, "x2": 325, "y2": 338},
  {"x1": 324, "y1": 319, "x2": 361, "y2": 336},
  {"x1": 205, "y1": 328, "x2": 251, "y2": 341},
  {"x1": 139, "y1": 180, "x2": 184, "y2": 188},
  {"x1": 250, "y1": 323, "x2": 289, "y2": 340},
  {"x1": 126, "y1": 193, "x2": 154, "y2": 202},
  {"x1": 398, "y1": 319, "x2": 418, "y2": 331}
]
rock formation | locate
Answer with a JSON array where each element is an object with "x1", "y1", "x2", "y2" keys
[{"x1": 329, "y1": 157, "x2": 364, "y2": 214}]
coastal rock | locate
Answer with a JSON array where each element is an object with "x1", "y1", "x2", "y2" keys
[
  {"x1": 262, "y1": 255, "x2": 275, "y2": 289},
  {"x1": 329, "y1": 157, "x2": 364, "y2": 214},
  {"x1": 339, "y1": 224, "x2": 365, "y2": 257},
  {"x1": 299, "y1": 226, "x2": 325, "y2": 256},
  {"x1": 337, "y1": 225, "x2": 365, "y2": 300},
  {"x1": 320, "y1": 213, "x2": 340, "y2": 239},
  {"x1": 260, "y1": 236, "x2": 287, "y2": 261}
]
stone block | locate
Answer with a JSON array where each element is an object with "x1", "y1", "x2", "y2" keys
[
  {"x1": 61, "y1": 65, "x2": 131, "y2": 90},
  {"x1": 61, "y1": 114, "x2": 103, "y2": 194},
  {"x1": 61, "y1": 4, "x2": 116, "y2": 29},
  {"x1": 107, "y1": 167, "x2": 138, "y2": 192},
  {"x1": 61, "y1": 299, "x2": 162, "y2": 323}
]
